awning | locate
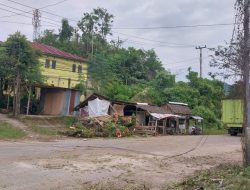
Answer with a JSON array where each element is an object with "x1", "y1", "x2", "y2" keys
[
  {"x1": 150, "y1": 113, "x2": 179, "y2": 120},
  {"x1": 191, "y1": 116, "x2": 203, "y2": 120}
]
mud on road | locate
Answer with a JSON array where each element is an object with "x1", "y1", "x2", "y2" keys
[{"x1": 0, "y1": 135, "x2": 242, "y2": 190}]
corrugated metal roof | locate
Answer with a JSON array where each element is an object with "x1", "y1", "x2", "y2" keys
[
  {"x1": 31, "y1": 42, "x2": 86, "y2": 62},
  {"x1": 137, "y1": 104, "x2": 172, "y2": 114},
  {"x1": 162, "y1": 103, "x2": 191, "y2": 115},
  {"x1": 74, "y1": 93, "x2": 136, "y2": 111}
]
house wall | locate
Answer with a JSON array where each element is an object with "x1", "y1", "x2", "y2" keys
[
  {"x1": 41, "y1": 88, "x2": 80, "y2": 115},
  {"x1": 41, "y1": 88, "x2": 64, "y2": 115},
  {"x1": 112, "y1": 104, "x2": 125, "y2": 116},
  {"x1": 137, "y1": 111, "x2": 146, "y2": 125},
  {"x1": 39, "y1": 55, "x2": 88, "y2": 89}
]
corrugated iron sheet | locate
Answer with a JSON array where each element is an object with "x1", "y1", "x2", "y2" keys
[{"x1": 31, "y1": 42, "x2": 86, "y2": 62}]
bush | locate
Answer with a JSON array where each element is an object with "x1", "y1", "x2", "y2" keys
[
  {"x1": 192, "y1": 106, "x2": 221, "y2": 128},
  {"x1": 105, "y1": 121, "x2": 117, "y2": 137},
  {"x1": 66, "y1": 126, "x2": 95, "y2": 138},
  {"x1": 81, "y1": 127, "x2": 95, "y2": 138},
  {"x1": 63, "y1": 116, "x2": 77, "y2": 127},
  {"x1": 65, "y1": 117, "x2": 135, "y2": 138}
]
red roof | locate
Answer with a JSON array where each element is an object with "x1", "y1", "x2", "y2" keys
[{"x1": 31, "y1": 42, "x2": 86, "y2": 62}]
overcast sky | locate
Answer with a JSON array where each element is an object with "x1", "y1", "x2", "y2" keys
[{"x1": 0, "y1": 0, "x2": 236, "y2": 82}]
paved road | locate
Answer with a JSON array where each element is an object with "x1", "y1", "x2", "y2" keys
[{"x1": 0, "y1": 135, "x2": 242, "y2": 190}]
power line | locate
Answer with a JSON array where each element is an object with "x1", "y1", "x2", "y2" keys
[
  {"x1": 164, "y1": 55, "x2": 210, "y2": 70},
  {"x1": 112, "y1": 31, "x2": 195, "y2": 47},
  {"x1": 7, "y1": 0, "x2": 78, "y2": 23},
  {"x1": 165, "y1": 57, "x2": 200, "y2": 65},
  {"x1": 0, "y1": 3, "x2": 61, "y2": 25},
  {"x1": 0, "y1": 20, "x2": 57, "y2": 27},
  {"x1": 108, "y1": 35, "x2": 196, "y2": 49},
  {"x1": 112, "y1": 23, "x2": 236, "y2": 30},
  {"x1": 40, "y1": 0, "x2": 71, "y2": 9},
  {"x1": 0, "y1": 6, "x2": 61, "y2": 27},
  {"x1": 0, "y1": 0, "x2": 71, "y2": 19}
]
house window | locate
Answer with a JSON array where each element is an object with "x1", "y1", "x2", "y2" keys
[
  {"x1": 78, "y1": 65, "x2": 82, "y2": 73},
  {"x1": 52, "y1": 60, "x2": 56, "y2": 69},
  {"x1": 72, "y1": 64, "x2": 76, "y2": 72},
  {"x1": 45, "y1": 59, "x2": 50, "y2": 68}
]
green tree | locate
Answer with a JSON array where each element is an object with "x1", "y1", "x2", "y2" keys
[
  {"x1": 59, "y1": 19, "x2": 74, "y2": 42},
  {"x1": 78, "y1": 7, "x2": 114, "y2": 57},
  {"x1": 0, "y1": 32, "x2": 43, "y2": 116},
  {"x1": 38, "y1": 29, "x2": 58, "y2": 46}
]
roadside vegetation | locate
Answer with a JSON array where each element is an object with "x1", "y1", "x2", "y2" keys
[
  {"x1": 0, "y1": 121, "x2": 26, "y2": 139},
  {"x1": 164, "y1": 165, "x2": 250, "y2": 190},
  {"x1": 202, "y1": 126, "x2": 228, "y2": 135},
  {"x1": 19, "y1": 116, "x2": 70, "y2": 137},
  {"x1": 81, "y1": 183, "x2": 147, "y2": 190},
  {"x1": 30, "y1": 125, "x2": 57, "y2": 136}
]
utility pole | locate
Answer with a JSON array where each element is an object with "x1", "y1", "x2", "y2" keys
[
  {"x1": 195, "y1": 45, "x2": 206, "y2": 78},
  {"x1": 242, "y1": 0, "x2": 250, "y2": 166}
]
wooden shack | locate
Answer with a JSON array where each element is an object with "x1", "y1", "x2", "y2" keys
[{"x1": 74, "y1": 93, "x2": 136, "y2": 117}]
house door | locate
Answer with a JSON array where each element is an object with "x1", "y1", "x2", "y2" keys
[{"x1": 69, "y1": 90, "x2": 76, "y2": 114}]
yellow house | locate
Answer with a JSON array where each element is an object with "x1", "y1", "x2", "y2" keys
[{"x1": 31, "y1": 42, "x2": 88, "y2": 115}]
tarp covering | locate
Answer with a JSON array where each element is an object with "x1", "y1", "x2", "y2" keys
[
  {"x1": 88, "y1": 98, "x2": 110, "y2": 117},
  {"x1": 150, "y1": 113, "x2": 178, "y2": 120}
]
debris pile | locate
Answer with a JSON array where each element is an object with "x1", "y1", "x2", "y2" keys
[{"x1": 66, "y1": 114, "x2": 136, "y2": 138}]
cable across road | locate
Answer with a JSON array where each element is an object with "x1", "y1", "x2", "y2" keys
[{"x1": 50, "y1": 135, "x2": 209, "y2": 159}]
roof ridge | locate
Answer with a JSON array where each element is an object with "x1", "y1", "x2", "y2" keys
[{"x1": 31, "y1": 42, "x2": 87, "y2": 62}]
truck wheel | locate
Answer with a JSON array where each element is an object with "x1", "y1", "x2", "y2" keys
[{"x1": 230, "y1": 132, "x2": 237, "y2": 136}]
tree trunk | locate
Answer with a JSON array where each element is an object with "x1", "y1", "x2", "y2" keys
[
  {"x1": 7, "y1": 93, "x2": 10, "y2": 110},
  {"x1": 26, "y1": 86, "x2": 31, "y2": 115},
  {"x1": 13, "y1": 71, "x2": 21, "y2": 117},
  {"x1": 0, "y1": 78, "x2": 3, "y2": 98}
]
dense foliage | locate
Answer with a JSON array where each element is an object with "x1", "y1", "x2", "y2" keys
[{"x1": 0, "y1": 32, "x2": 42, "y2": 115}]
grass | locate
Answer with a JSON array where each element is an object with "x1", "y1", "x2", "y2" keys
[
  {"x1": 202, "y1": 127, "x2": 228, "y2": 135},
  {"x1": 0, "y1": 122, "x2": 26, "y2": 139},
  {"x1": 81, "y1": 182, "x2": 148, "y2": 190},
  {"x1": 19, "y1": 116, "x2": 69, "y2": 137},
  {"x1": 30, "y1": 125, "x2": 58, "y2": 136},
  {"x1": 164, "y1": 164, "x2": 250, "y2": 190}
]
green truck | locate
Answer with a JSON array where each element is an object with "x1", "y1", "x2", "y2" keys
[{"x1": 222, "y1": 99, "x2": 243, "y2": 136}]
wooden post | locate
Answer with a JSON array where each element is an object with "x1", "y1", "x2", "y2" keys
[
  {"x1": 163, "y1": 120, "x2": 166, "y2": 135},
  {"x1": 176, "y1": 118, "x2": 180, "y2": 134}
]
